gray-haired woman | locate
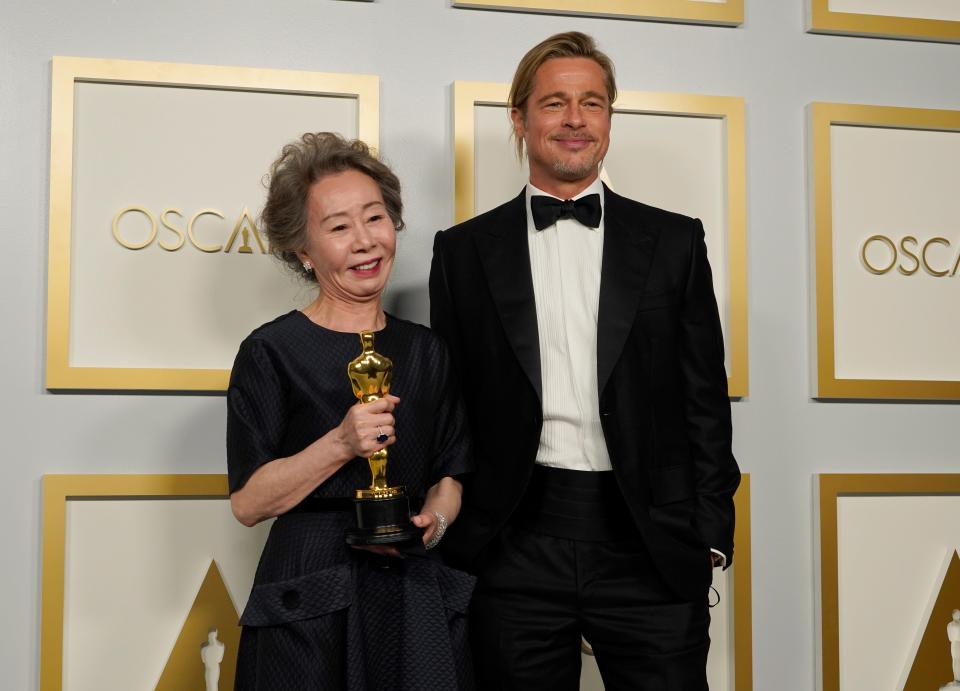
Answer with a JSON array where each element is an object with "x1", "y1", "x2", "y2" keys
[{"x1": 227, "y1": 132, "x2": 474, "y2": 690}]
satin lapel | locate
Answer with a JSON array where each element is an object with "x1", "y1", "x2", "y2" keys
[
  {"x1": 474, "y1": 190, "x2": 542, "y2": 402},
  {"x1": 597, "y1": 187, "x2": 658, "y2": 396}
]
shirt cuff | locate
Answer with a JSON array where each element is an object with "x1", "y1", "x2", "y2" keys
[{"x1": 710, "y1": 548, "x2": 727, "y2": 569}]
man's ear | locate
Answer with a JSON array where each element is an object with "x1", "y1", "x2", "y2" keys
[{"x1": 510, "y1": 107, "x2": 525, "y2": 139}]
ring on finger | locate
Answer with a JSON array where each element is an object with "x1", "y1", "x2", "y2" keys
[{"x1": 376, "y1": 426, "x2": 389, "y2": 444}]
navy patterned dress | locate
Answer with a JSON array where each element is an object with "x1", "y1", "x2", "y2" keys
[{"x1": 227, "y1": 311, "x2": 475, "y2": 690}]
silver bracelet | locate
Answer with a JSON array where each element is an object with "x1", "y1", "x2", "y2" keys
[{"x1": 424, "y1": 510, "x2": 448, "y2": 550}]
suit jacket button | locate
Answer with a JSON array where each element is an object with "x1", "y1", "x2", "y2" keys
[{"x1": 281, "y1": 589, "x2": 300, "y2": 611}]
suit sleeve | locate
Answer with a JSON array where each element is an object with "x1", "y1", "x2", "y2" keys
[
  {"x1": 429, "y1": 230, "x2": 475, "y2": 494},
  {"x1": 679, "y1": 220, "x2": 741, "y2": 567},
  {"x1": 429, "y1": 338, "x2": 474, "y2": 483},
  {"x1": 429, "y1": 232, "x2": 452, "y2": 336}
]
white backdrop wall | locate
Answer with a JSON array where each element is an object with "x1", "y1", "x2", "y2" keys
[{"x1": 2, "y1": 1, "x2": 958, "y2": 689}]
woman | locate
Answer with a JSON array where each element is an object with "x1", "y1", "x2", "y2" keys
[{"x1": 227, "y1": 132, "x2": 474, "y2": 690}]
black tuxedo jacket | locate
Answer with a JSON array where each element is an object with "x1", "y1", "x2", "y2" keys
[{"x1": 429, "y1": 185, "x2": 740, "y2": 600}]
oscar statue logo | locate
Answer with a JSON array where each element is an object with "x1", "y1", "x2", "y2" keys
[
  {"x1": 942, "y1": 609, "x2": 960, "y2": 690},
  {"x1": 344, "y1": 331, "x2": 421, "y2": 546}
]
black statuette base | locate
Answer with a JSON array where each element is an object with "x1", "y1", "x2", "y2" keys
[{"x1": 345, "y1": 493, "x2": 423, "y2": 546}]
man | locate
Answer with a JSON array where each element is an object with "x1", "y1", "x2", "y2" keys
[{"x1": 430, "y1": 31, "x2": 740, "y2": 690}]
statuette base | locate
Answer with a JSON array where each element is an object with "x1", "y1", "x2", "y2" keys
[{"x1": 345, "y1": 490, "x2": 422, "y2": 546}]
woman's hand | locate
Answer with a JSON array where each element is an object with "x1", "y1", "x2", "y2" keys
[
  {"x1": 410, "y1": 476, "x2": 462, "y2": 549},
  {"x1": 410, "y1": 511, "x2": 445, "y2": 549},
  {"x1": 349, "y1": 477, "x2": 462, "y2": 558},
  {"x1": 335, "y1": 394, "x2": 400, "y2": 459}
]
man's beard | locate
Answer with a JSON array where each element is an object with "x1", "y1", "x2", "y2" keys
[{"x1": 552, "y1": 156, "x2": 598, "y2": 181}]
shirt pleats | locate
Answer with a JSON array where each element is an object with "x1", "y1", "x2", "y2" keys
[{"x1": 526, "y1": 180, "x2": 612, "y2": 472}]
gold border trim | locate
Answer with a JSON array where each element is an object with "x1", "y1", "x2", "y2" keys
[
  {"x1": 45, "y1": 56, "x2": 380, "y2": 392},
  {"x1": 809, "y1": 0, "x2": 960, "y2": 43},
  {"x1": 40, "y1": 474, "x2": 230, "y2": 691},
  {"x1": 731, "y1": 473, "x2": 753, "y2": 690},
  {"x1": 453, "y1": 0, "x2": 743, "y2": 26},
  {"x1": 810, "y1": 102, "x2": 960, "y2": 400},
  {"x1": 817, "y1": 473, "x2": 960, "y2": 691},
  {"x1": 453, "y1": 82, "x2": 749, "y2": 397}
]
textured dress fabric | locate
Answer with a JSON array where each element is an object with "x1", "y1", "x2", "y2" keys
[{"x1": 227, "y1": 311, "x2": 475, "y2": 691}]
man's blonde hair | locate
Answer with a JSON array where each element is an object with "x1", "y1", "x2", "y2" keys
[{"x1": 508, "y1": 32, "x2": 617, "y2": 161}]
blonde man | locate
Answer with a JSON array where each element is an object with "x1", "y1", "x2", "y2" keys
[{"x1": 431, "y1": 32, "x2": 739, "y2": 690}]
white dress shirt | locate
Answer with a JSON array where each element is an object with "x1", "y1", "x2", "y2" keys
[{"x1": 526, "y1": 178, "x2": 611, "y2": 472}]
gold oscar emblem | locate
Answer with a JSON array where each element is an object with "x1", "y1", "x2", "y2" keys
[
  {"x1": 344, "y1": 331, "x2": 421, "y2": 545},
  {"x1": 238, "y1": 227, "x2": 254, "y2": 254}
]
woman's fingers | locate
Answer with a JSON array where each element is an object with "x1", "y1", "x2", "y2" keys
[
  {"x1": 410, "y1": 512, "x2": 435, "y2": 528},
  {"x1": 370, "y1": 422, "x2": 395, "y2": 438},
  {"x1": 355, "y1": 406, "x2": 397, "y2": 436},
  {"x1": 363, "y1": 394, "x2": 400, "y2": 413},
  {"x1": 410, "y1": 512, "x2": 436, "y2": 544},
  {"x1": 339, "y1": 396, "x2": 403, "y2": 457},
  {"x1": 368, "y1": 412, "x2": 396, "y2": 429}
]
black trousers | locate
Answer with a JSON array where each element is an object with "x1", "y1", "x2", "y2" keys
[{"x1": 470, "y1": 468, "x2": 710, "y2": 691}]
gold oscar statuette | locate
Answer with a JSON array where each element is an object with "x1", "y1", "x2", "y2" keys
[{"x1": 344, "y1": 331, "x2": 422, "y2": 546}]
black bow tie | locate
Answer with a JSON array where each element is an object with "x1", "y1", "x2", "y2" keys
[{"x1": 530, "y1": 193, "x2": 602, "y2": 231}]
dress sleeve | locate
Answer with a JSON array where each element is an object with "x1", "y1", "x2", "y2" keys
[
  {"x1": 430, "y1": 339, "x2": 474, "y2": 483},
  {"x1": 226, "y1": 337, "x2": 288, "y2": 493}
]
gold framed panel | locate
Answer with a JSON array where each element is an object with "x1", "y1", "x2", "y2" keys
[
  {"x1": 453, "y1": 81, "x2": 749, "y2": 397},
  {"x1": 818, "y1": 474, "x2": 960, "y2": 691},
  {"x1": 810, "y1": 102, "x2": 960, "y2": 400},
  {"x1": 808, "y1": 0, "x2": 960, "y2": 43},
  {"x1": 40, "y1": 474, "x2": 233, "y2": 691},
  {"x1": 45, "y1": 57, "x2": 379, "y2": 392},
  {"x1": 452, "y1": 0, "x2": 743, "y2": 26}
]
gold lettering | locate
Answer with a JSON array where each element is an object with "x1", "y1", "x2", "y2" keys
[
  {"x1": 921, "y1": 237, "x2": 950, "y2": 277},
  {"x1": 224, "y1": 208, "x2": 266, "y2": 254},
  {"x1": 111, "y1": 206, "x2": 157, "y2": 250},
  {"x1": 952, "y1": 248, "x2": 960, "y2": 277},
  {"x1": 187, "y1": 209, "x2": 225, "y2": 253},
  {"x1": 861, "y1": 235, "x2": 896, "y2": 275},
  {"x1": 897, "y1": 236, "x2": 919, "y2": 276},
  {"x1": 158, "y1": 208, "x2": 185, "y2": 251}
]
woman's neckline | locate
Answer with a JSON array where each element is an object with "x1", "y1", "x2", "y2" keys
[{"x1": 294, "y1": 309, "x2": 391, "y2": 335}]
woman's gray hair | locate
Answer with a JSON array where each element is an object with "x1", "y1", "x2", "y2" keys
[{"x1": 260, "y1": 132, "x2": 404, "y2": 281}]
